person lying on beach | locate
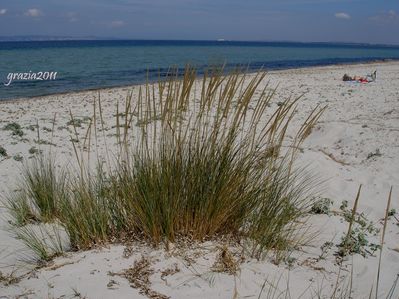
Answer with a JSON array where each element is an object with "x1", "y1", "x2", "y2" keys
[{"x1": 342, "y1": 70, "x2": 376, "y2": 83}]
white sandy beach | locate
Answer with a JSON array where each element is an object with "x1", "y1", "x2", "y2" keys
[{"x1": 0, "y1": 61, "x2": 398, "y2": 298}]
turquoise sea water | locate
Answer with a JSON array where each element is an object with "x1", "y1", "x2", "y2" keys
[{"x1": 1, "y1": 40, "x2": 399, "y2": 100}]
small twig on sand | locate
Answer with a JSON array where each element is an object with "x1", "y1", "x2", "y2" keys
[{"x1": 319, "y1": 149, "x2": 350, "y2": 166}]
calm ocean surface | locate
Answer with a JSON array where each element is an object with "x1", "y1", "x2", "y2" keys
[{"x1": 1, "y1": 40, "x2": 399, "y2": 100}]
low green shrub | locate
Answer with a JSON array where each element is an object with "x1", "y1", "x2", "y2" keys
[
  {"x1": 3, "y1": 122, "x2": 24, "y2": 137},
  {"x1": 0, "y1": 146, "x2": 7, "y2": 157},
  {"x1": 311, "y1": 197, "x2": 333, "y2": 215}
]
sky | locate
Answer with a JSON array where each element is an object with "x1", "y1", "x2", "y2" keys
[{"x1": 0, "y1": 0, "x2": 399, "y2": 44}]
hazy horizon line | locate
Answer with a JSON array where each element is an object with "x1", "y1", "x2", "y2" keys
[{"x1": 1, "y1": 35, "x2": 399, "y2": 47}]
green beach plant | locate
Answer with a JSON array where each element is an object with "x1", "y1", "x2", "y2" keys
[
  {"x1": 4, "y1": 191, "x2": 38, "y2": 226},
  {"x1": 13, "y1": 154, "x2": 23, "y2": 162},
  {"x1": 336, "y1": 189, "x2": 381, "y2": 258},
  {"x1": 3, "y1": 122, "x2": 24, "y2": 137},
  {"x1": 0, "y1": 145, "x2": 7, "y2": 157},
  {"x1": 311, "y1": 197, "x2": 334, "y2": 215},
  {"x1": 13, "y1": 224, "x2": 67, "y2": 263},
  {"x1": 15, "y1": 155, "x2": 66, "y2": 223},
  {"x1": 57, "y1": 168, "x2": 113, "y2": 249},
  {"x1": 107, "y1": 66, "x2": 323, "y2": 259}
]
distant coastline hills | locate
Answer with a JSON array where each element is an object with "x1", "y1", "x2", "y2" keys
[
  {"x1": 0, "y1": 35, "x2": 118, "y2": 42},
  {"x1": 0, "y1": 36, "x2": 398, "y2": 48}
]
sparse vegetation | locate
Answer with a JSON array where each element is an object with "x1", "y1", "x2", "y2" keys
[
  {"x1": 367, "y1": 148, "x2": 382, "y2": 159},
  {"x1": 319, "y1": 241, "x2": 333, "y2": 260},
  {"x1": 337, "y1": 229, "x2": 381, "y2": 257},
  {"x1": 211, "y1": 246, "x2": 239, "y2": 275},
  {"x1": 110, "y1": 256, "x2": 169, "y2": 299},
  {"x1": 0, "y1": 270, "x2": 21, "y2": 286},
  {"x1": 28, "y1": 146, "x2": 40, "y2": 155},
  {"x1": 0, "y1": 145, "x2": 7, "y2": 157},
  {"x1": 66, "y1": 118, "x2": 84, "y2": 127},
  {"x1": 6, "y1": 156, "x2": 67, "y2": 224},
  {"x1": 3, "y1": 122, "x2": 24, "y2": 137},
  {"x1": 34, "y1": 139, "x2": 56, "y2": 146},
  {"x1": 13, "y1": 224, "x2": 66, "y2": 263},
  {"x1": 336, "y1": 193, "x2": 380, "y2": 258},
  {"x1": 311, "y1": 197, "x2": 333, "y2": 215},
  {"x1": 5, "y1": 191, "x2": 39, "y2": 226},
  {"x1": 27, "y1": 124, "x2": 38, "y2": 131},
  {"x1": 13, "y1": 154, "x2": 23, "y2": 162},
  {"x1": 66, "y1": 116, "x2": 91, "y2": 128}
]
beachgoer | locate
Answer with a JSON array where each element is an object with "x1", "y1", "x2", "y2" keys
[
  {"x1": 367, "y1": 70, "x2": 377, "y2": 82},
  {"x1": 342, "y1": 70, "x2": 376, "y2": 83},
  {"x1": 343, "y1": 74, "x2": 352, "y2": 81}
]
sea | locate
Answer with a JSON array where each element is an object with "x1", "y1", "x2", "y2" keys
[{"x1": 1, "y1": 40, "x2": 399, "y2": 100}]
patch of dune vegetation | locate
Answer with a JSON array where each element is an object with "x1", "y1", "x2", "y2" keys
[{"x1": 4, "y1": 66, "x2": 324, "y2": 264}]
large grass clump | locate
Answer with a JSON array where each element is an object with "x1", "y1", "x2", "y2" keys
[{"x1": 4, "y1": 66, "x2": 324, "y2": 261}]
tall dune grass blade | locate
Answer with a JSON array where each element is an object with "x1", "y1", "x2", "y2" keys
[{"x1": 375, "y1": 187, "x2": 393, "y2": 299}]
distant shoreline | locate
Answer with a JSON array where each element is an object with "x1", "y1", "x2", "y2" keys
[
  {"x1": 1, "y1": 38, "x2": 399, "y2": 48},
  {"x1": 1, "y1": 59, "x2": 397, "y2": 104}
]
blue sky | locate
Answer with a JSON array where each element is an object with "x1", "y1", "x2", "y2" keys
[{"x1": 0, "y1": 0, "x2": 399, "y2": 44}]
